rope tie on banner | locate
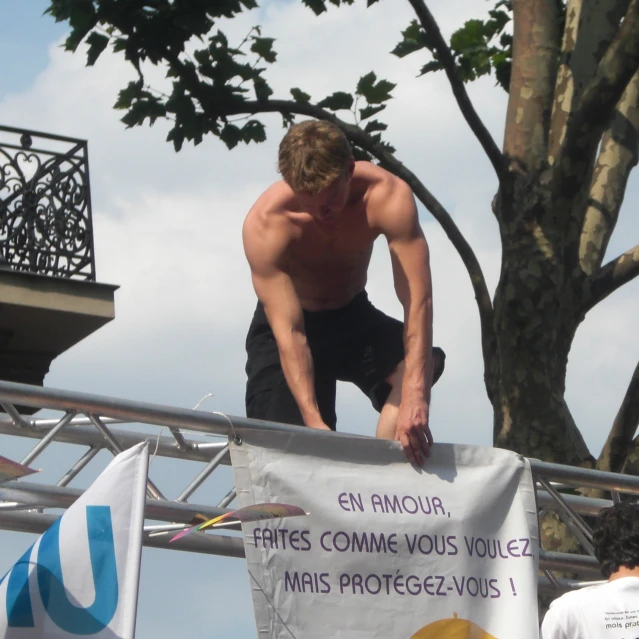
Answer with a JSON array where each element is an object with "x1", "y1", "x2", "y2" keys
[
  {"x1": 192, "y1": 392, "x2": 241, "y2": 444},
  {"x1": 213, "y1": 411, "x2": 241, "y2": 445},
  {"x1": 148, "y1": 427, "x2": 169, "y2": 467}
]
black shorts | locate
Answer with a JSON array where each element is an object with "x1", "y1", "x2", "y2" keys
[{"x1": 245, "y1": 291, "x2": 407, "y2": 430}]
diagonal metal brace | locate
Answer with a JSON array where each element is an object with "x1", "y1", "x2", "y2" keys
[{"x1": 88, "y1": 413, "x2": 166, "y2": 501}]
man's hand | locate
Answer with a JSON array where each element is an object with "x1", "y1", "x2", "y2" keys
[
  {"x1": 395, "y1": 397, "x2": 432, "y2": 465},
  {"x1": 307, "y1": 422, "x2": 333, "y2": 431},
  {"x1": 304, "y1": 413, "x2": 333, "y2": 431}
]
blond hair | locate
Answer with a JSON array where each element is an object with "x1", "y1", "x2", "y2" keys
[{"x1": 278, "y1": 120, "x2": 352, "y2": 194}]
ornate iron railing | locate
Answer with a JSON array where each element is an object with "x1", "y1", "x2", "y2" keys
[{"x1": 0, "y1": 125, "x2": 96, "y2": 280}]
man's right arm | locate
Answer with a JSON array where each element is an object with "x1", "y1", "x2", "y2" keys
[{"x1": 243, "y1": 217, "x2": 331, "y2": 430}]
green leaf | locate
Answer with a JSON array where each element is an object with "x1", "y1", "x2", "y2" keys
[
  {"x1": 359, "y1": 104, "x2": 386, "y2": 121},
  {"x1": 282, "y1": 113, "x2": 295, "y2": 128},
  {"x1": 250, "y1": 37, "x2": 277, "y2": 63},
  {"x1": 317, "y1": 91, "x2": 354, "y2": 111},
  {"x1": 494, "y1": 55, "x2": 511, "y2": 92},
  {"x1": 242, "y1": 119, "x2": 267, "y2": 144},
  {"x1": 450, "y1": 19, "x2": 487, "y2": 54},
  {"x1": 301, "y1": 0, "x2": 327, "y2": 15},
  {"x1": 392, "y1": 21, "x2": 428, "y2": 58},
  {"x1": 290, "y1": 88, "x2": 311, "y2": 104},
  {"x1": 419, "y1": 60, "x2": 443, "y2": 76},
  {"x1": 486, "y1": 9, "x2": 510, "y2": 36},
  {"x1": 220, "y1": 123, "x2": 242, "y2": 149},
  {"x1": 62, "y1": 0, "x2": 97, "y2": 52},
  {"x1": 253, "y1": 76, "x2": 273, "y2": 101},
  {"x1": 113, "y1": 81, "x2": 143, "y2": 110},
  {"x1": 363, "y1": 119, "x2": 387, "y2": 133},
  {"x1": 356, "y1": 71, "x2": 377, "y2": 96},
  {"x1": 85, "y1": 31, "x2": 109, "y2": 66},
  {"x1": 167, "y1": 127, "x2": 185, "y2": 153},
  {"x1": 356, "y1": 72, "x2": 395, "y2": 104}
]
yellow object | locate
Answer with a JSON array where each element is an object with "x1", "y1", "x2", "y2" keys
[{"x1": 411, "y1": 613, "x2": 498, "y2": 639}]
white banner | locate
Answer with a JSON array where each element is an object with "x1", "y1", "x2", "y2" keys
[
  {"x1": 231, "y1": 430, "x2": 539, "y2": 639},
  {"x1": 0, "y1": 442, "x2": 149, "y2": 639}
]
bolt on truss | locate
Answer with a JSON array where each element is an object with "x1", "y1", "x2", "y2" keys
[{"x1": 0, "y1": 378, "x2": 636, "y2": 595}]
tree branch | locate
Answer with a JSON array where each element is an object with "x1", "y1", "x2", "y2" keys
[
  {"x1": 552, "y1": 0, "x2": 639, "y2": 202},
  {"x1": 548, "y1": 0, "x2": 629, "y2": 164},
  {"x1": 405, "y1": 0, "x2": 506, "y2": 180},
  {"x1": 621, "y1": 432, "x2": 639, "y2": 476},
  {"x1": 504, "y1": 0, "x2": 561, "y2": 173},
  {"x1": 597, "y1": 359, "x2": 639, "y2": 473},
  {"x1": 580, "y1": 70, "x2": 639, "y2": 276},
  {"x1": 585, "y1": 243, "x2": 639, "y2": 311}
]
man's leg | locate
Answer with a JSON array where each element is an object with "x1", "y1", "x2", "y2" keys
[
  {"x1": 375, "y1": 360, "x2": 404, "y2": 439},
  {"x1": 376, "y1": 348, "x2": 445, "y2": 440},
  {"x1": 247, "y1": 375, "x2": 337, "y2": 429}
]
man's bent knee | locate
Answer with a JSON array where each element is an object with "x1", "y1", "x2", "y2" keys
[{"x1": 385, "y1": 360, "x2": 405, "y2": 389}]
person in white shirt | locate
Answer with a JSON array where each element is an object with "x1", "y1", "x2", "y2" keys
[{"x1": 541, "y1": 502, "x2": 639, "y2": 638}]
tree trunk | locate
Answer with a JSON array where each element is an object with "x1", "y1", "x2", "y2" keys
[{"x1": 490, "y1": 178, "x2": 594, "y2": 465}]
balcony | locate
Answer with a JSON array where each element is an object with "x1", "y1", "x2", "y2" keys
[{"x1": 0, "y1": 125, "x2": 117, "y2": 401}]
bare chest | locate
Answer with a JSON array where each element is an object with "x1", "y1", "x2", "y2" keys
[{"x1": 287, "y1": 212, "x2": 377, "y2": 274}]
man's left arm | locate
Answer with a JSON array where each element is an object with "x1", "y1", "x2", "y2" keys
[{"x1": 378, "y1": 177, "x2": 434, "y2": 464}]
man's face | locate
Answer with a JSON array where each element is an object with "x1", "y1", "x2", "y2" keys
[{"x1": 296, "y1": 173, "x2": 352, "y2": 225}]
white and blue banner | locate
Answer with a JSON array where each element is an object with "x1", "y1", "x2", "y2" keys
[
  {"x1": 231, "y1": 430, "x2": 539, "y2": 639},
  {"x1": 0, "y1": 442, "x2": 149, "y2": 639}
]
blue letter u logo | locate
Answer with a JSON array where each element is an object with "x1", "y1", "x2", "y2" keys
[{"x1": 2, "y1": 506, "x2": 119, "y2": 634}]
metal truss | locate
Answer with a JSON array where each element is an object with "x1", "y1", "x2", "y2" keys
[{"x1": 0, "y1": 379, "x2": 637, "y2": 595}]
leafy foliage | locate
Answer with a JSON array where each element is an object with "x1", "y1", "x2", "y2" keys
[
  {"x1": 44, "y1": 0, "x2": 562, "y2": 155},
  {"x1": 392, "y1": 0, "x2": 566, "y2": 93},
  {"x1": 46, "y1": 0, "x2": 398, "y2": 154},
  {"x1": 392, "y1": 2, "x2": 513, "y2": 91}
]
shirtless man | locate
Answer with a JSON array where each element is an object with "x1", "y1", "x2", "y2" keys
[{"x1": 242, "y1": 120, "x2": 445, "y2": 464}]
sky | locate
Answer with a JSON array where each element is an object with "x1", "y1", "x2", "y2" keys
[{"x1": 0, "y1": 0, "x2": 638, "y2": 636}]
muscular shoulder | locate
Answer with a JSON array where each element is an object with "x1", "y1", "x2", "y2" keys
[
  {"x1": 354, "y1": 163, "x2": 417, "y2": 236},
  {"x1": 242, "y1": 182, "x2": 298, "y2": 273}
]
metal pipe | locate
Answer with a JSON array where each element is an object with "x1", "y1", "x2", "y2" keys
[
  {"x1": 531, "y1": 459, "x2": 639, "y2": 495},
  {"x1": 0, "y1": 510, "x2": 245, "y2": 558},
  {"x1": 31, "y1": 416, "x2": 125, "y2": 428},
  {"x1": 0, "y1": 417, "x2": 222, "y2": 464},
  {"x1": 168, "y1": 427, "x2": 190, "y2": 452},
  {"x1": 1, "y1": 402, "x2": 28, "y2": 428},
  {"x1": 88, "y1": 413, "x2": 126, "y2": 454},
  {"x1": 0, "y1": 379, "x2": 347, "y2": 440},
  {"x1": 88, "y1": 414, "x2": 165, "y2": 501},
  {"x1": 176, "y1": 445, "x2": 230, "y2": 502},
  {"x1": 20, "y1": 411, "x2": 77, "y2": 467},
  {"x1": 217, "y1": 489, "x2": 237, "y2": 508},
  {"x1": 538, "y1": 478, "x2": 595, "y2": 554},
  {"x1": 195, "y1": 442, "x2": 230, "y2": 452},
  {"x1": 539, "y1": 550, "x2": 600, "y2": 575},
  {"x1": 543, "y1": 569, "x2": 559, "y2": 590},
  {"x1": 536, "y1": 490, "x2": 612, "y2": 516},
  {"x1": 56, "y1": 446, "x2": 101, "y2": 487},
  {"x1": 0, "y1": 480, "x2": 231, "y2": 524}
]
